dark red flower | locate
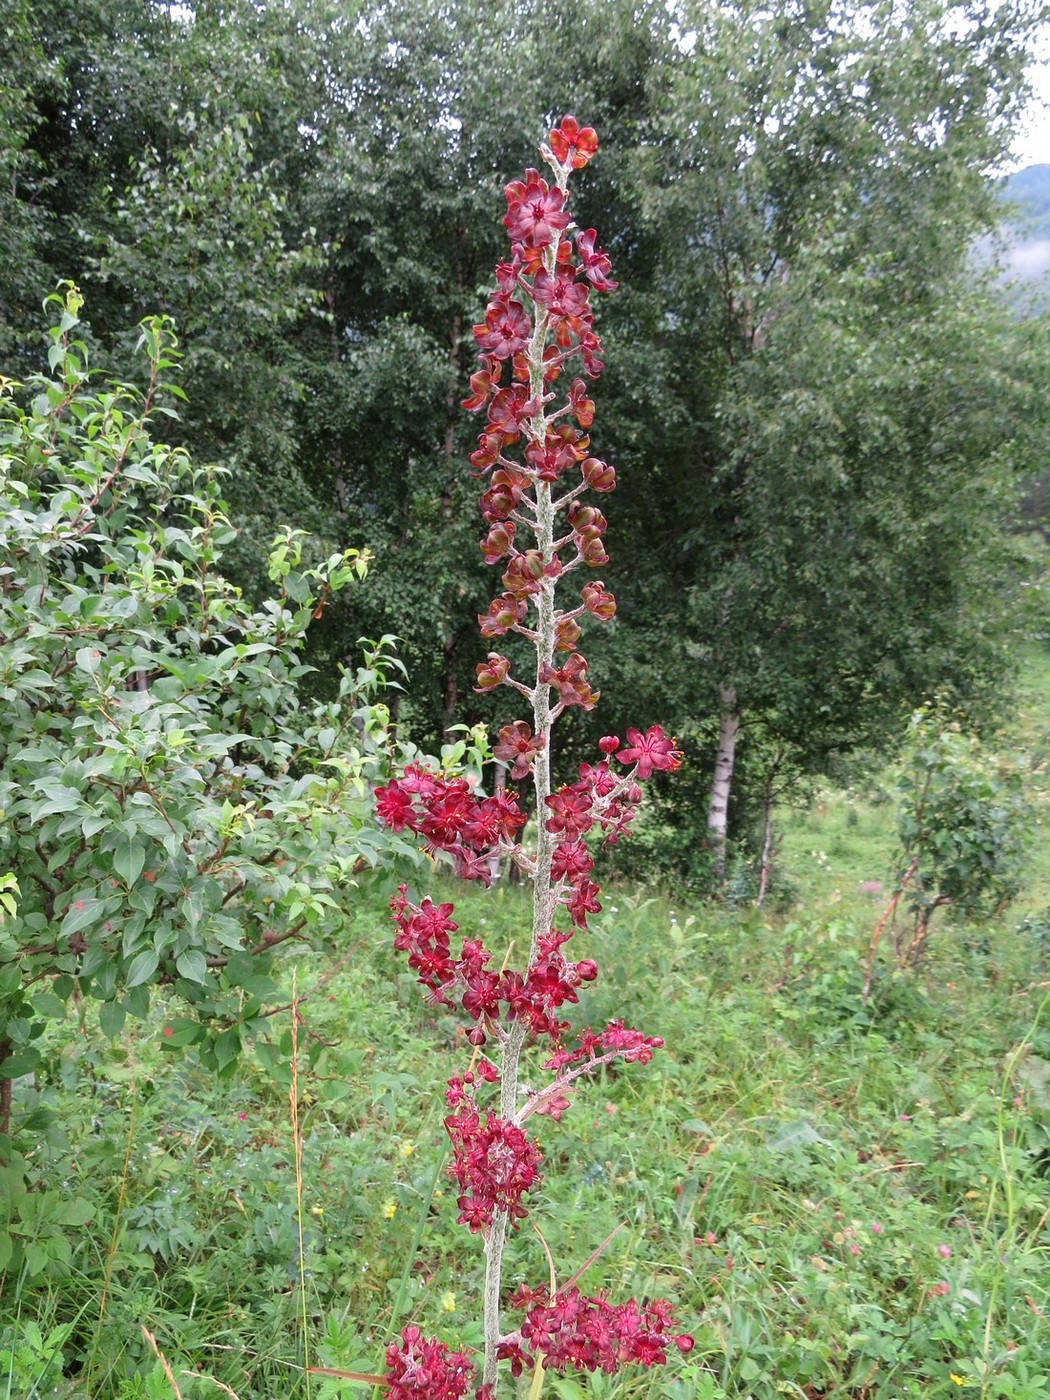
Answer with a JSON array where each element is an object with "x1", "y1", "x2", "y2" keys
[
  {"x1": 575, "y1": 228, "x2": 618, "y2": 292},
  {"x1": 480, "y1": 521, "x2": 515, "y2": 564},
  {"x1": 581, "y1": 581, "x2": 616, "y2": 620},
  {"x1": 545, "y1": 786, "x2": 594, "y2": 839},
  {"x1": 375, "y1": 780, "x2": 416, "y2": 832},
  {"x1": 551, "y1": 839, "x2": 594, "y2": 883},
  {"x1": 474, "y1": 653, "x2": 510, "y2": 692},
  {"x1": 384, "y1": 1326, "x2": 474, "y2": 1400},
  {"x1": 581, "y1": 456, "x2": 616, "y2": 492},
  {"x1": 445, "y1": 1109, "x2": 543, "y2": 1233},
  {"x1": 493, "y1": 720, "x2": 544, "y2": 780},
  {"x1": 478, "y1": 592, "x2": 527, "y2": 638}
]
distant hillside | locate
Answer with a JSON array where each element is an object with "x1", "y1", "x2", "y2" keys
[
  {"x1": 1000, "y1": 164, "x2": 1050, "y2": 283},
  {"x1": 1005, "y1": 164, "x2": 1050, "y2": 239}
]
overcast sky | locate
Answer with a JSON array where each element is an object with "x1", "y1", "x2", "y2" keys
[{"x1": 1008, "y1": 40, "x2": 1049, "y2": 170}]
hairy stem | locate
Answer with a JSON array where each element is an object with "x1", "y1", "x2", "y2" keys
[{"x1": 481, "y1": 181, "x2": 564, "y2": 1394}]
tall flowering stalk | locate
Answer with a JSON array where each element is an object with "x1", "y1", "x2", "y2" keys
[{"x1": 375, "y1": 118, "x2": 691, "y2": 1399}]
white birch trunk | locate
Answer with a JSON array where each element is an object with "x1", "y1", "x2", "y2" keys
[
  {"x1": 756, "y1": 783, "x2": 774, "y2": 907},
  {"x1": 706, "y1": 686, "x2": 739, "y2": 885}
]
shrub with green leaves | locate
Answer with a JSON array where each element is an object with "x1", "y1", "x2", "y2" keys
[
  {"x1": 892, "y1": 709, "x2": 1033, "y2": 964},
  {"x1": 0, "y1": 287, "x2": 405, "y2": 1199}
]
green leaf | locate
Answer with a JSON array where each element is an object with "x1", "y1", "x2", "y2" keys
[
  {"x1": 0, "y1": 1047, "x2": 39, "y2": 1078},
  {"x1": 60, "y1": 895, "x2": 99, "y2": 939},
  {"x1": 124, "y1": 949, "x2": 158, "y2": 988},
  {"x1": 175, "y1": 948, "x2": 207, "y2": 984},
  {"x1": 24, "y1": 1242, "x2": 48, "y2": 1278},
  {"x1": 58, "y1": 1198, "x2": 94, "y2": 1227},
  {"x1": 159, "y1": 1018, "x2": 201, "y2": 1048},
  {"x1": 113, "y1": 836, "x2": 146, "y2": 888},
  {"x1": 31, "y1": 992, "x2": 67, "y2": 1021},
  {"x1": 75, "y1": 646, "x2": 102, "y2": 674},
  {"x1": 763, "y1": 1120, "x2": 830, "y2": 1153},
  {"x1": 99, "y1": 1001, "x2": 127, "y2": 1039},
  {"x1": 214, "y1": 1026, "x2": 241, "y2": 1070}
]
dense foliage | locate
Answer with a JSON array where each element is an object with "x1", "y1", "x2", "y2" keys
[
  {"x1": 0, "y1": 289, "x2": 408, "y2": 1199},
  {"x1": 1, "y1": 0, "x2": 1048, "y2": 869}
]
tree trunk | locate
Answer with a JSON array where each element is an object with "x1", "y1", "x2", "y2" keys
[
  {"x1": 756, "y1": 781, "x2": 775, "y2": 907},
  {"x1": 706, "y1": 685, "x2": 739, "y2": 886}
]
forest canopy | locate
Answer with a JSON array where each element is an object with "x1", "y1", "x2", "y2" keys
[{"x1": 2, "y1": 0, "x2": 1048, "y2": 884}]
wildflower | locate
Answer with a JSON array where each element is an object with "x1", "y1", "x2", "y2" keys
[
  {"x1": 930, "y1": 1281, "x2": 950, "y2": 1297},
  {"x1": 401, "y1": 1140, "x2": 415, "y2": 1158},
  {"x1": 938, "y1": 1243, "x2": 952, "y2": 1259},
  {"x1": 871, "y1": 1221, "x2": 883, "y2": 1234},
  {"x1": 549, "y1": 116, "x2": 599, "y2": 169},
  {"x1": 384, "y1": 1326, "x2": 473, "y2": 1400},
  {"x1": 614, "y1": 726, "x2": 682, "y2": 780},
  {"x1": 374, "y1": 115, "x2": 688, "y2": 1397},
  {"x1": 383, "y1": 1198, "x2": 397, "y2": 1220},
  {"x1": 950, "y1": 1375, "x2": 966, "y2": 1386}
]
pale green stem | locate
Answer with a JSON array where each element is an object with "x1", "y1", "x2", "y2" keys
[{"x1": 481, "y1": 158, "x2": 568, "y2": 1394}]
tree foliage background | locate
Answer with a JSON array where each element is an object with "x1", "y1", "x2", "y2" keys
[{"x1": 2, "y1": 0, "x2": 1048, "y2": 882}]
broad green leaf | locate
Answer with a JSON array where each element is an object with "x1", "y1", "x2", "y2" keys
[
  {"x1": 124, "y1": 949, "x2": 159, "y2": 988},
  {"x1": 99, "y1": 1001, "x2": 127, "y2": 1038},
  {"x1": 113, "y1": 836, "x2": 146, "y2": 888},
  {"x1": 175, "y1": 948, "x2": 207, "y2": 984},
  {"x1": 0, "y1": 1048, "x2": 40, "y2": 1078}
]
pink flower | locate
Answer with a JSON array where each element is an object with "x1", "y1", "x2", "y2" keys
[
  {"x1": 614, "y1": 726, "x2": 683, "y2": 780},
  {"x1": 503, "y1": 169, "x2": 570, "y2": 249},
  {"x1": 473, "y1": 295, "x2": 531, "y2": 360},
  {"x1": 938, "y1": 1243, "x2": 952, "y2": 1259}
]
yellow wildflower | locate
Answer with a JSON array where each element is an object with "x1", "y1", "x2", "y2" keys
[
  {"x1": 441, "y1": 1292, "x2": 456, "y2": 1313},
  {"x1": 382, "y1": 1198, "x2": 397, "y2": 1219}
]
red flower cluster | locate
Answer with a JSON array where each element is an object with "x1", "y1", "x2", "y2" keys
[
  {"x1": 445, "y1": 1108, "x2": 543, "y2": 1233},
  {"x1": 385, "y1": 1327, "x2": 474, "y2": 1400},
  {"x1": 390, "y1": 887, "x2": 597, "y2": 1036},
  {"x1": 542, "y1": 1021, "x2": 665, "y2": 1075},
  {"x1": 375, "y1": 765, "x2": 525, "y2": 886},
  {"x1": 505, "y1": 1286, "x2": 693, "y2": 1374}
]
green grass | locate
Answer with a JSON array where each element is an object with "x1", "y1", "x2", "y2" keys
[
  {"x1": 6, "y1": 885, "x2": 1049, "y2": 1400},
  {"x1": 4, "y1": 652, "x2": 1050, "y2": 1400}
]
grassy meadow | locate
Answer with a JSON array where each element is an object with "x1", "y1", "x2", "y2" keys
[{"x1": 3, "y1": 651, "x2": 1050, "y2": 1400}]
